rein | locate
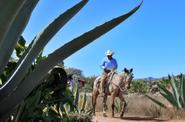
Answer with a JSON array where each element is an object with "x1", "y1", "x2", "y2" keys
[
  {"x1": 110, "y1": 73, "x2": 127, "y2": 93},
  {"x1": 111, "y1": 81, "x2": 127, "y2": 93}
]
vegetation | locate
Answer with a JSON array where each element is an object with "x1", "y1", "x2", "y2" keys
[
  {"x1": 1, "y1": 38, "x2": 69, "y2": 121},
  {"x1": 0, "y1": 0, "x2": 142, "y2": 119},
  {"x1": 65, "y1": 68, "x2": 84, "y2": 78},
  {"x1": 3, "y1": 48, "x2": 91, "y2": 121},
  {"x1": 61, "y1": 78, "x2": 93, "y2": 122},
  {"x1": 82, "y1": 76, "x2": 96, "y2": 93},
  {"x1": 129, "y1": 80, "x2": 150, "y2": 94},
  {"x1": 146, "y1": 74, "x2": 185, "y2": 110},
  {"x1": 65, "y1": 67, "x2": 97, "y2": 93}
]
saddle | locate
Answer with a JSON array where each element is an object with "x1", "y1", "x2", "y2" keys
[{"x1": 97, "y1": 71, "x2": 117, "y2": 95}]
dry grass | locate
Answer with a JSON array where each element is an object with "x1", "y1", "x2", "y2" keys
[
  {"x1": 86, "y1": 93, "x2": 185, "y2": 121},
  {"x1": 164, "y1": 108, "x2": 185, "y2": 120}
]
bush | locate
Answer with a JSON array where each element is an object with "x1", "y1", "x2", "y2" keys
[
  {"x1": 129, "y1": 80, "x2": 150, "y2": 94},
  {"x1": 67, "y1": 113, "x2": 92, "y2": 122}
]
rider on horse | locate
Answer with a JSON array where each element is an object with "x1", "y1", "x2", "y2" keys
[{"x1": 100, "y1": 50, "x2": 118, "y2": 96}]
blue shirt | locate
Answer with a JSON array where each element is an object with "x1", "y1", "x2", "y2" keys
[{"x1": 100, "y1": 57, "x2": 118, "y2": 70}]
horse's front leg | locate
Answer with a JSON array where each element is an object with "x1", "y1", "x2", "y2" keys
[
  {"x1": 111, "y1": 94, "x2": 115, "y2": 117},
  {"x1": 102, "y1": 95, "x2": 107, "y2": 117},
  {"x1": 92, "y1": 90, "x2": 99, "y2": 116},
  {"x1": 119, "y1": 93, "x2": 127, "y2": 118}
]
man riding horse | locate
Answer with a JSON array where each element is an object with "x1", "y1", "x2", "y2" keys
[
  {"x1": 100, "y1": 50, "x2": 118, "y2": 97},
  {"x1": 92, "y1": 50, "x2": 134, "y2": 118}
]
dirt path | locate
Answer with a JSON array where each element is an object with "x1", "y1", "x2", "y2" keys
[{"x1": 93, "y1": 112, "x2": 168, "y2": 122}]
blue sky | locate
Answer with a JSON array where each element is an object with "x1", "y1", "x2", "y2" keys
[{"x1": 23, "y1": 0, "x2": 185, "y2": 78}]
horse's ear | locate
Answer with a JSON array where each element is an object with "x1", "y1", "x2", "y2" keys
[
  {"x1": 124, "y1": 68, "x2": 128, "y2": 73},
  {"x1": 130, "y1": 68, "x2": 133, "y2": 72}
]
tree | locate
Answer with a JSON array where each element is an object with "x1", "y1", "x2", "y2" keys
[{"x1": 65, "y1": 67, "x2": 84, "y2": 78}]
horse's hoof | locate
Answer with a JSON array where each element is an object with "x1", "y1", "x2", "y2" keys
[
  {"x1": 103, "y1": 113, "x2": 107, "y2": 117},
  {"x1": 111, "y1": 114, "x2": 114, "y2": 118},
  {"x1": 120, "y1": 115, "x2": 124, "y2": 119}
]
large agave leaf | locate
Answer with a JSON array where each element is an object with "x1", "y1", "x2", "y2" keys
[
  {"x1": 169, "y1": 75, "x2": 182, "y2": 108},
  {"x1": 158, "y1": 83, "x2": 179, "y2": 108},
  {"x1": 182, "y1": 76, "x2": 185, "y2": 107},
  {"x1": 63, "y1": 104, "x2": 70, "y2": 116},
  {"x1": 80, "y1": 91, "x2": 87, "y2": 112},
  {"x1": 0, "y1": 0, "x2": 88, "y2": 102},
  {"x1": 0, "y1": 39, "x2": 34, "y2": 96},
  {"x1": 0, "y1": 0, "x2": 27, "y2": 44},
  {"x1": 0, "y1": 1, "x2": 142, "y2": 115},
  {"x1": 179, "y1": 74, "x2": 185, "y2": 107},
  {"x1": 160, "y1": 91, "x2": 179, "y2": 109},
  {"x1": 74, "y1": 83, "x2": 80, "y2": 109},
  {"x1": 0, "y1": 0, "x2": 39, "y2": 75},
  {"x1": 145, "y1": 94, "x2": 167, "y2": 108},
  {"x1": 14, "y1": 101, "x2": 25, "y2": 122}
]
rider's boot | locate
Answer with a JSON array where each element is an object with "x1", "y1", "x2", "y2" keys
[{"x1": 100, "y1": 73, "x2": 107, "y2": 97}]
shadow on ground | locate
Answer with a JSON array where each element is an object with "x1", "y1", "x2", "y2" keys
[{"x1": 120, "y1": 116, "x2": 168, "y2": 121}]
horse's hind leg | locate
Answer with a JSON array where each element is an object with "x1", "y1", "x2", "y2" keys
[
  {"x1": 92, "y1": 90, "x2": 99, "y2": 116},
  {"x1": 119, "y1": 94, "x2": 127, "y2": 118}
]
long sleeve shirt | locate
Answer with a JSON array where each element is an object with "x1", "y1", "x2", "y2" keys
[{"x1": 100, "y1": 57, "x2": 118, "y2": 71}]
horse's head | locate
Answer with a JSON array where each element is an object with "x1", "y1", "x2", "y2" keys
[{"x1": 123, "y1": 68, "x2": 134, "y2": 89}]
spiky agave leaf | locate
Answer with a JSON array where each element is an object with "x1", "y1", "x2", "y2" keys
[
  {"x1": 147, "y1": 75, "x2": 185, "y2": 110},
  {"x1": 80, "y1": 91, "x2": 87, "y2": 112},
  {"x1": 0, "y1": 1, "x2": 142, "y2": 115},
  {"x1": 0, "y1": 0, "x2": 88, "y2": 102},
  {"x1": 0, "y1": 39, "x2": 34, "y2": 97},
  {"x1": 74, "y1": 83, "x2": 80, "y2": 112},
  {"x1": 145, "y1": 94, "x2": 167, "y2": 108},
  {"x1": 0, "y1": 0, "x2": 38, "y2": 74},
  {"x1": 179, "y1": 74, "x2": 185, "y2": 107},
  {"x1": 182, "y1": 75, "x2": 185, "y2": 107},
  {"x1": 63, "y1": 104, "x2": 70, "y2": 116},
  {"x1": 158, "y1": 83, "x2": 179, "y2": 108},
  {"x1": 15, "y1": 102, "x2": 25, "y2": 122},
  {"x1": 169, "y1": 75, "x2": 182, "y2": 108},
  {"x1": 0, "y1": 0, "x2": 27, "y2": 44}
]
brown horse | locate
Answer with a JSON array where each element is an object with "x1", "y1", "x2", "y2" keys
[{"x1": 92, "y1": 68, "x2": 133, "y2": 118}]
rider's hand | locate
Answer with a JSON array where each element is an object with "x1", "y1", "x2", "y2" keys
[{"x1": 111, "y1": 68, "x2": 116, "y2": 72}]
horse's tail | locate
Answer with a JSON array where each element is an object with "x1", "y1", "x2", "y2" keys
[{"x1": 93, "y1": 76, "x2": 101, "y2": 90}]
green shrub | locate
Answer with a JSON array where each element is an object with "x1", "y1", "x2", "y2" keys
[{"x1": 129, "y1": 80, "x2": 150, "y2": 94}]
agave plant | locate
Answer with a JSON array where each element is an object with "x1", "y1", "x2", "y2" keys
[
  {"x1": 0, "y1": 0, "x2": 142, "y2": 118},
  {"x1": 7, "y1": 48, "x2": 69, "y2": 121},
  {"x1": 146, "y1": 74, "x2": 185, "y2": 110},
  {"x1": 62, "y1": 80, "x2": 92, "y2": 122}
]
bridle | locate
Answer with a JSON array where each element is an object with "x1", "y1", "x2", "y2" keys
[{"x1": 111, "y1": 72, "x2": 133, "y2": 93}]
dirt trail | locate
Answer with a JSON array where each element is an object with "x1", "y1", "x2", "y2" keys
[{"x1": 92, "y1": 112, "x2": 168, "y2": 122}]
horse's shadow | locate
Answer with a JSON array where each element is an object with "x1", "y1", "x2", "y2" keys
[{"x1": 114, "y1": 116, "x2": 168, "y2": 121}]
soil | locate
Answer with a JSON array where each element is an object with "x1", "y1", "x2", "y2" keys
[
  {"x1": 89, "y1": 95, "x2": 185, "y2": 122},
  {"x1": 93, "y1": 112, "x2": 169, "y2": 122}
]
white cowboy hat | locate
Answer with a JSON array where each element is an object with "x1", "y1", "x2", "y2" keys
[{"x1": 105, "y1": 50, "x2": 114, "y2": 56}]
